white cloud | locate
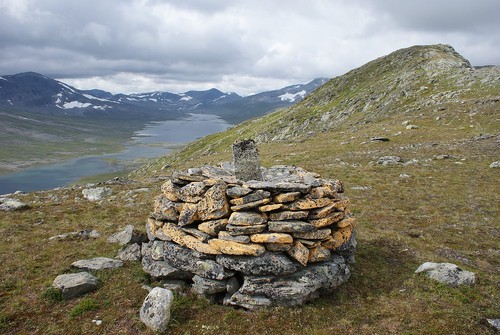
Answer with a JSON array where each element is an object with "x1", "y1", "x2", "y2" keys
[{"x1": 0, "y1": 0, "x2": 498, "y2": 95}]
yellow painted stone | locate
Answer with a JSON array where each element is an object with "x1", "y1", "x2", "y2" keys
[
  {"x1": 181, "y1": 235, "x2": 221, "y2": 255},
  {"x1": 285, "y1": 198, "x2": 333, "y2": 210},
  {"x1": 161, "y1": 222, "x2": 188, "y2": 246},
  {"x1": 308, "y1": 212, "x2": 344, "y2": 228},
  {"x1": 273, "y1": 192, "x2": 301, "y2": 203},
  {"x1": 161, "y1": 179, "x2": 179, "y2": 201},
  {"x1": 321, "y1": 225, "x2": 353, "y2": 250},
  {"x1": 258, "y1": 204, "x2": 283, "y2": 212},
  {"x1": 208, "y1": 239, "x2": 265, "y2": 256},
  {"x1": 161, "y1": 222, "x2": 220, "y2": 254},
  {"x1": 146, "y1": 218, "x2": 158, "y2": 236},
  {"x1": 287, "y1": 241, "x2": 309, "y2": 266},
  {"x1": 197, "y1": 219, "x2": 228, "y2": 236},
  {"x1": 337, "y1": 217, "x2": 356, "y2": 228},
  {"x1": 197, "y1": 182, "x2": 229, "y2": 220},
  {"x1": 308, "y1": 245, "x2": 331, "y2": 262},
  {"x1": 308, "y1": 184, "x2": 337, "y2": 199},
  {"x1": 178, "y1": 203, "x2": 198, "y2": 226},
  {"x1": 249, "y1": 233, "x2": 293, "y2": 244}
]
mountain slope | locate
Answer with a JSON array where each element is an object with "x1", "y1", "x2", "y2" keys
[
  {"x1": 138, "y1": 44, "x2": 499, "y2": 174},
  {"x1": 0, "y1": 72, "x2": 326, "y2": 122}
]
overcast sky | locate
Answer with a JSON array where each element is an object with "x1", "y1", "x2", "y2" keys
[{"x1": 0, "y1": 0, "x2": 498, "y2": 95}]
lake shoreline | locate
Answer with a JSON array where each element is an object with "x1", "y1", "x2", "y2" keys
[{"x1": 0, "y1": 114, "x2": 232, "y2": 194}]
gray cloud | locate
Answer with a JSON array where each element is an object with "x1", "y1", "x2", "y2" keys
[{"x1": 0, "y1": 0, "x2": 498, "y2": 95}]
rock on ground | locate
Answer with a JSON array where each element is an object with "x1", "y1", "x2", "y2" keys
[
  {"x1": 107, "y1": 225, "x2": 146, "y2": 245},
  {"x1": 489, "y1": 161, "x2": 500, "y2": 168},
  {"x1": 140, "y1": 287, "x2": 174, "y2": 333},
  {"x1": 377, "y1": 156, "x2": 403, "y2": 165},
  {"x1": 415, "y1": 262, "x2": 476, "y2": 286},
  {"x1": 0, "y1": 198, "x2": 29, "y2": 211},
  {"x1": 71, "y1": 257, "x2": 123, "y2": 271},
  {"x1": 82, "y1": 187, "x2": 113, "y2": 201},
  {"x1": 52, "y1": 272, "x2": 99, "y2": 299},
  {"x1": 116, "y1": 243, "x2": 142, "y2": 261}
]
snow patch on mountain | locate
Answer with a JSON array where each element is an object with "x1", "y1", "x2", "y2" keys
[
  {"x1": 82, "y1": 93, "x2": 113, "y2": 103},
  {"x1": 0, "y1": 77, "x2": 7, "y2": 81},
  {"x1": 180, "y1": 96, "x2": 192, "y2": 101},
  {"x1": 92, "y1": 105, "x2": 111, "y2": 110},
  {"x1": 278, "y1": 90, "x2": 306, "y2": 102},
  {"x1": 63, "y1": 101, "x2": 92, "y2": 109}
]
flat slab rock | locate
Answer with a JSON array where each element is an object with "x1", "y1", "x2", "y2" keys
[
  {"x1": 72, "y1": 257, "x2": 123, "y2": 271},
  {"x1": 226, "y1": 255, "x2": 350, "y2": 309},
  {"x1": 82, "y1": 187, "x2": 113, "y2": 201},
  {"x1": 52, "y1": 272, "x2": 99, "y2": 299},
  {"x1": 415, "y1": 262, "x2": 476, "y2": 286}
]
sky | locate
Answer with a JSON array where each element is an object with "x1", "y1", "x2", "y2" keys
[{"x1": 0, "y1": 0, "x2": 498, "y2": 96}]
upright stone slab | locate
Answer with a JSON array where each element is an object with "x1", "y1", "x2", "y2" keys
[{"x1": 233, "y1": 139, "x2": 262, "y2": 181}]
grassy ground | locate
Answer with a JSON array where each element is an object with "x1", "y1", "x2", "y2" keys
[{"x1": 0, "y1": 107, "x2": 498, "y2": 334}]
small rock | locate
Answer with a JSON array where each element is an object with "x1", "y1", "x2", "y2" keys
[
  {"x1": 405, "y1": 124, "x2": 419, "y2": 129},
  {"x1": 72, "y1": 257, "x2": 123, "y2": 271},
  {"x1": 116, "y1": 243, "x2": 142, "y2": 261},
  {"x1": 0, "y1": 198, "x2": 29, "y2": 211},
  {"x1": 489, "y1": 161, "x2": 500, "y2": 168},
  {"x1": 107, "y1": 225, "x2": 146, "y2": 245},
  {"x1": 48, "y1": 229, "x2": 100, "y2": 241},
  {"x1": 486, "y1": 319, "x2": 500, "y2": 331},
  {"x1": 415, "y1": 262, "x2": 476, "y2": 286},
  {"x1": 162, "y1": 279, "x2": 188, "y2": 292},
  {"x1": 399, "y1": 173, "x2": 410, "y2": 179},
  {"x1": 52, "y1": 272, "x2": 99, "y2": 299},
  {"x1": 377, "y1": 156, "x2": 402, "y2": 165},
  {"x1": 192, "y1": 275, "x2": 227, "y2": 295},
  {"x1": 140, "y1": 287, "x2": 174, "y2": 333},
  {"x1": 91, "y1": 319, "x2": 102, "y2": 326},
  {"x1": 82, "y1": 187, "x2": 113, "y2": 201},
  {"x1": 370, "y1": 137, "x2": 390, "y2": 142}
]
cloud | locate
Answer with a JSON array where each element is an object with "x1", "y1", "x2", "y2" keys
[{"x1": 0, "y1": 0, "x2": 498, "y2": 95}]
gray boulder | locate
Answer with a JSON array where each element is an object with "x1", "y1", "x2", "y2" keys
[
  {"x1": 0, "y1": 198, "x2": 29, "y2": 211},
  {"x1": 486, "y1": 319, "x2": 500, "y2": 331},
  {"x1": 116, "y1": 243, "x2": 142, "y2": 261},
  {"x1": 107, "y1": 225, "x2": 146, "y2": 245},
  {"x1": 140, "y1": 287, "x2": 174, "y2": 333},
  {"x1": 377, "y1": 156, "x2": 403, "y2": 165},
  {"x1": 216, "y1": 252, "x2": 300, "y2": 276},
  {"x1": 415, "y1": 262, "x2": 476, "y2": 286},
  {"x1": 226, "y1": 255, "x2": 350, "y2": 309},
  {"x1": 82, "y1": 187, "x2": 113, "y2": 201},
  {"x1": 489, "y1": 161, "x2": 500, "y2": 168},
  {"x1": 52, "y1": 272, "x2": 99, "y2": 299},
  {"x1": 141, "y1": 255, "x2": 191, "y2": 280},
  {"x1": 163, "y1": 242, "x2": 234, "y2": 280},
  {"x1": 71, "y1": 257, "x2": 123, "y2": 271},
  {"x1": 191, "y1": 275, "x2": 228, "y2": 295}
]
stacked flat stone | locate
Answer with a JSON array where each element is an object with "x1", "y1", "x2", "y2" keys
[{"x1": 143, "y1": 165, "x2": 356, "y2": 309}]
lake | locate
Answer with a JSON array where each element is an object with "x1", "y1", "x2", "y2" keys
[{"x1": 0, "y1": 113, "x2": 231, "y2": 194}]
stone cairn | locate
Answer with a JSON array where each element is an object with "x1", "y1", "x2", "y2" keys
[{"x1": 142, "y1": 140, "x2": 356, "y2": 309}]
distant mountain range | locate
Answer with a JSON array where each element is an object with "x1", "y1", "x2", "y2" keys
[{"x1": 0, "y1": 72, "x2": 327, "y2": 123}]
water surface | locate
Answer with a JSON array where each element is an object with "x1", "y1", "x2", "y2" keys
[{"x1": 0, "y1": 114, "x2": 231, "y2": 194}]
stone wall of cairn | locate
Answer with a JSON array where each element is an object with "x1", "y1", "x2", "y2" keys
[{"x1": 143, "y1": 165, "x2": 356, "y2": 309}]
